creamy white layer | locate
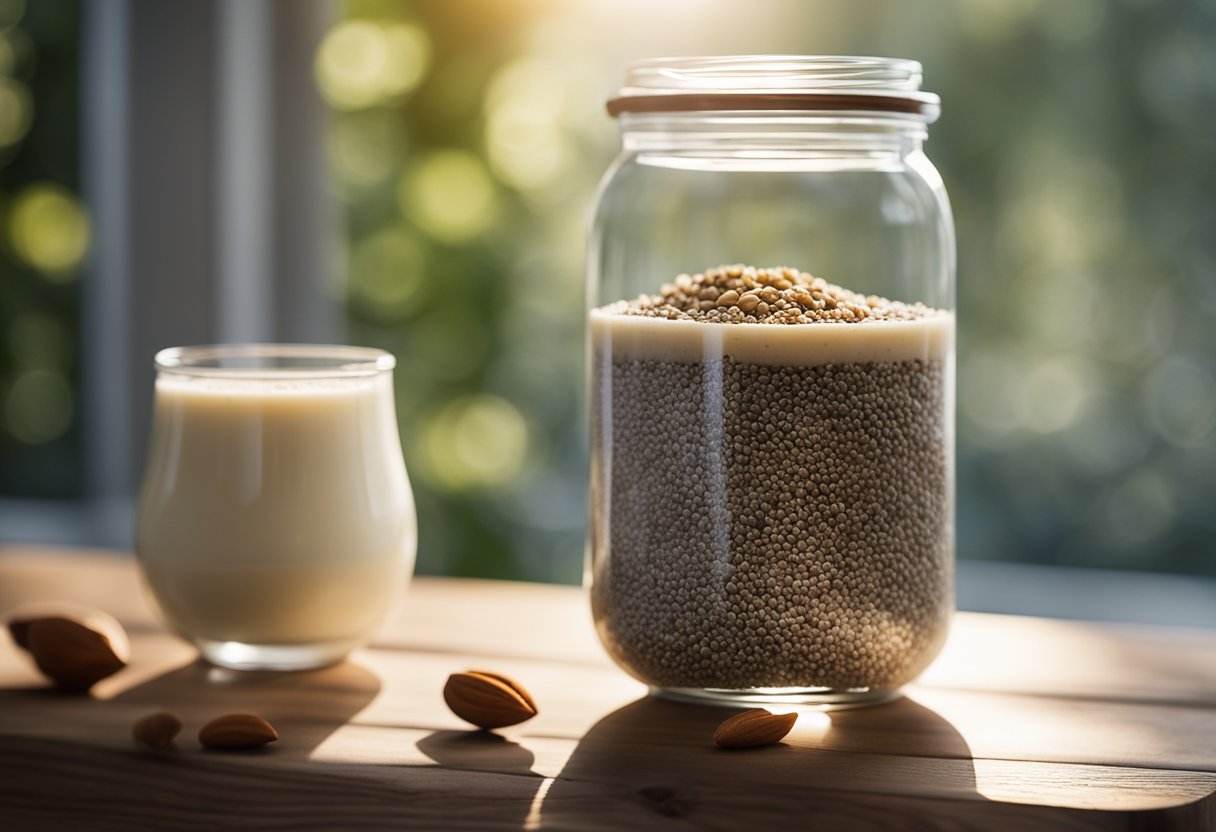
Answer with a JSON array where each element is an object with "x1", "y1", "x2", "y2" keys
[
  {"x1": 136, "y1": 371, "x2": 415, "y2": 645},
  {"x1": 590, "y1": 308, "x2": 954, "y2": 366}
]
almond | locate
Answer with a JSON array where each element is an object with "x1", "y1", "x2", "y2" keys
[
  {"x1": 133, "y1": 711, "x2": 182, "y2": 751},
  {"x1": 443, "y1": 670, "x2": 538, "y2": 729},
  {"x1": 198, "y1": 714, "x2": 278, "y2": 750},
  {"x1": 466, "y1": 669, "x2": 538, "y2": 713},
  {"x1": 19, "y1": 617, "x2": 127, "y2": 692},
  {"x1": 713, "y1": 708, "x2": 797, "y2": 750}
]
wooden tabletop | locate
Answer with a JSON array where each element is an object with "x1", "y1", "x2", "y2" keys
[{"x1": 0, "y1": 546, "x2": 1214, "y2": 831}]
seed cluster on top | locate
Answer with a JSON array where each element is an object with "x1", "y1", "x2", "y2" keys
[{"x1": 609, "y1": 265, "x2": 938, "y2": 325}]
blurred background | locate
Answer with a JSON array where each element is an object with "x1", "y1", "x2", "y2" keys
[{"x1": 1, "y1": 0, "x2": 1214, "y2": 620}]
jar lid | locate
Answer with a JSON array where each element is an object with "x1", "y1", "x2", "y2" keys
[{"x1": 607, "y1": 55, "x2": 940, "y2": 121}]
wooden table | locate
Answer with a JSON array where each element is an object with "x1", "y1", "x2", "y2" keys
[{"x1": 1, "y1": 546, "x2": 1214, "y2": 830}]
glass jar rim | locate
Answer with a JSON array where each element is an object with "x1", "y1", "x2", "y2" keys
[
  {"x1": 607, "y1": 55, "x2": 939, "y2": 120},
  {"x1": 154, "y1": 344, "x2": 395, "y2": 379}
]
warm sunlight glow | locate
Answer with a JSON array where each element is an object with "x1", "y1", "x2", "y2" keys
[
  {"x1": 399, "y1": 150, "x2": 499, "y2": 243},
  {"x1": 485, "y1": 58, "x2": 571, "y2": 194},
  {"x1": 315, "y1": 20, "x2": 430, "y2": 111},
  {"x1": 524, "y1": 777, "x2": 555, "y2": 830},
  {"x1": 782, "y1": 709, "x2": 832, "y2": 740}
]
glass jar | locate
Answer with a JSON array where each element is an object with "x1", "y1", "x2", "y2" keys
[
  {"x1": 587, "y1": 56, "x2": 955, "y2": 708},
  {"x1": 136, "y1": 345, "x2": 417, "y2": 670}
]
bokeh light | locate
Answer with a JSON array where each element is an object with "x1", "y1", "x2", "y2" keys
[
  {"x1": 422, "y1": 395, "x2": 529, "y2": 491},
  {"x1": 1143, "y1": 356, "x2": 1216, "y2": 447},
  {"x1": 4, "y1": 368, "x2": 72, "y2": 445},
  {"x1": 315, "y1": 20, "x2": 430, "y2": 111},
  {"x1": 330, "y1": 110, "x2": 408, "y2": 189},
  {"x1": 1101, "y1": 469, "x2": 1177, "y2": 549},
  {"x1": 1060, "y1": 398, "x2": 1153, "y2": 479},
  {"x1": 956, "y1": 0, "x2": 1041, "y2": 41},
  {"x1": 397, "y1": 149, "x2": 498, "y2": 243},
  {"x1": 348, "y1": 226, "x2": 429, "y2": 317},
  {"x1": 997, "y1": 149, "x2": 1125, "y2": 269},
  {"x1": 959, "y1": 348, "x2": 1029, "y2": 444},
  {"x1": 0, "y1": 0, "x2": 25, "y2": 31},
  {"x1": 8, "y1": 183, "x2": 90, "y2": 277},
  {"x1": 1136, "y1": 30, "x2": 1216, "y2": 128},
  {"x1": 0, "y1": 76, "x2": 31, "y2": 148},
  {"x1": 1022, "y1": 356, "x2": 1093, "y2": 434},
  {"x1": 485, "y1": 57, "x2": 572, "y2": 195}
]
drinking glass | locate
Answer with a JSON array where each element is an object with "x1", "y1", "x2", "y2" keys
[{"x1": 136, "y1": 344, "x2": 416, "y2": 670}]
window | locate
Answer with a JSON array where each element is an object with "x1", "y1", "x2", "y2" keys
[{"x1": 2, "y1": 0, "x2": 1214, "y2": 625}]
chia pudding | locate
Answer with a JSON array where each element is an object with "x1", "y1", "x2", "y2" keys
[{"x1": 589, "y1": 265, "x2": 954, "y2": 693}]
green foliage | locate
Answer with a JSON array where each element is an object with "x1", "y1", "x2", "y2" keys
[
  {"x1": 0, "y1": 0, "x2": 82, "y2": 498},
  {"x1": 5, "y1": 0, "x2": 1214, "y2": 579}
]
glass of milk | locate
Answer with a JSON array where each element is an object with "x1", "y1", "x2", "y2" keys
[{"x1": 135, "y1": 344, "x2": 417, "y2": 670}]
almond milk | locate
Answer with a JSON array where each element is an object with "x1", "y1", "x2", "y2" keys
[{"x1": 136, "y1": 363, "x2": 415, "y2": 668}]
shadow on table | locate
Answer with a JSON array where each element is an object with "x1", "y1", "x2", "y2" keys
[
  {"x1": 410, "y1": 728, "x2": 549, "y2": 828},
  {"x1": 416, "y1": 729, "x2": 542, "y2": 779},
  {"x1": 538, "y1": 693, "x2": 988, "y2": 829},
  {"x1": 0, "y1": 659, "x2": 389, "y2": 827},
  {"x1": 110, "y1": 658, "x2": 382, "y2": 758}
]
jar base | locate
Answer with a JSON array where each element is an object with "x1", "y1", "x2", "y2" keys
[
  {"x1": 652, "y1": 685, "x2": 901, "y2": 710},
  {"x1": 194, "y1": 637, "x2": 359, "y2": 671}
]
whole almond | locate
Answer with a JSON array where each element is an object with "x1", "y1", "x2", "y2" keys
[
  {"x1": 198, "y1": 714, "x2": 278, "y2": 750},
  {"x1": 443, "y1": 670, "x2": 538, "y2": 729},
  {"x1": 466, "y1": 669, "x2": 538, "y2": 712},
  {"x1": 713, "y1": 708, "x2": 797, "y2": 750},
  {"x1": 133, "y1": 711, "x2": 182, "y2": 751},
  {"x1": 21, "y1": 617, "x2": 127, "y2": 692}
]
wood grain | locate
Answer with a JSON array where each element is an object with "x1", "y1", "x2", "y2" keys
[{"x1": 1, "y1": 546, "x2": 1214, "y2": 831}]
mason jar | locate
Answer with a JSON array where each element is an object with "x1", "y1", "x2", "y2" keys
[{"x1": 587, "y1": 56, "x2": 955, "y2": 708}]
